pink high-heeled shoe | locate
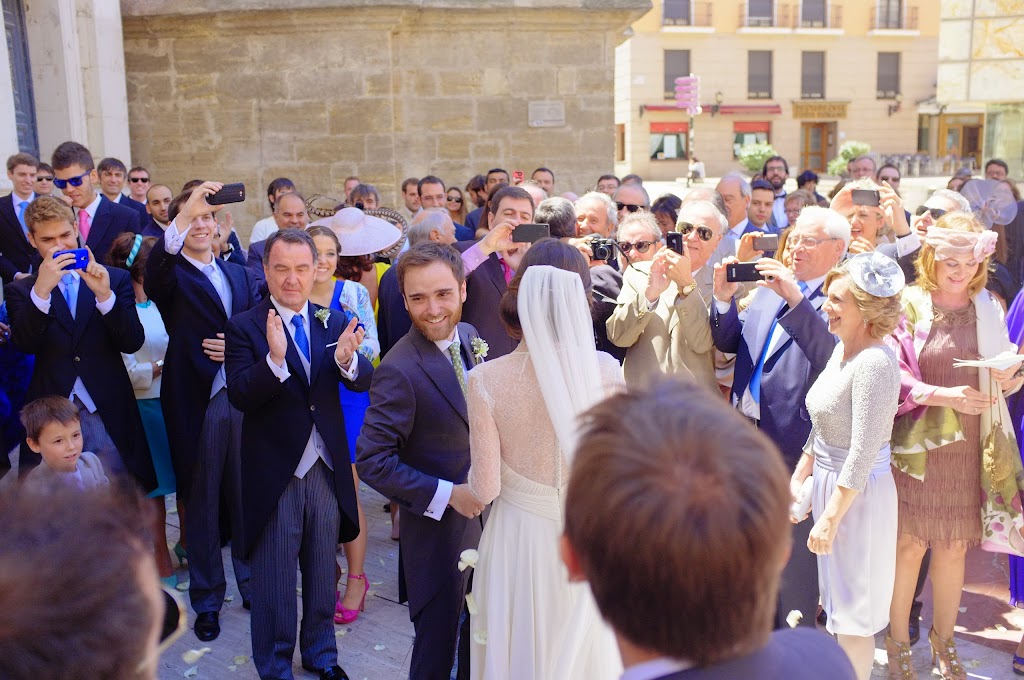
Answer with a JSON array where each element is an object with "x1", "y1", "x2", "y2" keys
[{"x1": 334, "y1": 573, "x2": 368, "y2": 624}]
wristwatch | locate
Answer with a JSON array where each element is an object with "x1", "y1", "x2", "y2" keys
[{"x1": 680, "y1": 282, "x2": 697, "y2": 297}]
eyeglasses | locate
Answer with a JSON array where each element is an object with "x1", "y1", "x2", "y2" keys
[
  {"x1": 616, "y1": 240, "x2": 657, "y2": 254},
  {"x1": 35, "y1": 175, "x2": 54, "y2": 182},
  {"x1": 915, "y1": 205, "x2": 947, "y2": 220},
  {"x1": 790, "y1": 236, "x2": 839, "y2": 249},
  {"x1": 53, "y1": 171, "x2": 89, "y2": 190},
  {"x1": 677, "y1": 222, "x2": 715, "y2": 241},
  {"x1": 129, "y1": 177, "x2": 150, "y2": 183},
  {"x1": 616, "y1": 202, "x2": 643, "y2": 213},
  {"x1": 447, "y1": 196, "x2": 463, "y2": 204}
]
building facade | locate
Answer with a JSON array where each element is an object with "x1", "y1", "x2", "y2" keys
[
  {"x1": 937, "y1": 0, "x2": 1024, "y2": 178},
  {"x1": 615, "y1": 0, "x2": 940, "y2": 180}
]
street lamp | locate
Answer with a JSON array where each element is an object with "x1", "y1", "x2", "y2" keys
[{"x1": 711, "y1": 91, "x2": 724, "y2": 117}]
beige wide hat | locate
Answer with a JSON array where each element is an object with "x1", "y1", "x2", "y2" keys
[{"x1": 309, "y1": 207, "x2": 403, "y2": 257}]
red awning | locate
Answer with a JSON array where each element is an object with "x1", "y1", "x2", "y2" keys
[
  {"x1": 651, "y1": 122, "x2": 689, "y2": 133},
  {"x1": 641, "y1": 103, "x2": 782, "y2": 115},
  {"x1": 734, "y1": 121, "x2": 771, "y2": 133}
]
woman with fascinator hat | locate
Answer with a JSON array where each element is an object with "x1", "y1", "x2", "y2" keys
[
  {"x1": 790, "y1": 252, "x2": 904, "y2": 679},
  {"x1": 886, "y1": 213, "x2": 1024, "y2": 679}
]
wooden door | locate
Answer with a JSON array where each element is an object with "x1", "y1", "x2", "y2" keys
[{"x1": 801, "y1": 122, "x2": 828, "y2": 172}]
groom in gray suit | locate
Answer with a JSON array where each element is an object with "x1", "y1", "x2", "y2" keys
[{"x1": 357, "y1": 242, "x2": 485, "y2": 680}]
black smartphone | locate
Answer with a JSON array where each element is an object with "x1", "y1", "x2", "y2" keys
[
  {"x1": 511, "y1": 223, "x2": 550, "y2": 243},
  {"x1": 752, "y1": 234, "x2": 779, "y2": 252},
  {"x1": 53, "y1": 248, "x2": 90, "y2": 270},
  {"x1": 851, "y1": 189, "x2": 880, "y2": 207},
  {"x1": 207, "y1": 183, "x2": 246, "y2": 205},
  {"x1": 726, "y1": 262, "x2": 764, "y2": 283},
  {"x1": 666, "y1": 231, "x2": 684, "y2": 254}
]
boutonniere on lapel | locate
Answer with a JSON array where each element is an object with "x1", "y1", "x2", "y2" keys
[
  {"x1": 471, "y1": 337, "x2": 488, "y2": 363},
  {"x1": 314, "y1": 308, "x2": 330, "y2": 329}
]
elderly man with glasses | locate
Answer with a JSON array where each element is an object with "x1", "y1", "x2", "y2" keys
[
  {"x1": 607, "y1": 203, "x2": 725, "y2": 390},
  {"x1": 712, "y1": 205, "x2": 850, "y2": 631}
]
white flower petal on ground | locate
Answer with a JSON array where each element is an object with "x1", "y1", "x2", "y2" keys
[
  {"x1": 184, "y1": 667, "x2": 198, "y2": 678},
  {"x1": 785, "y1": 610, "x2": 802, "y2": 628},
  {"x1": 465, "y1": 592, "x2": 478, "y2": 616},
  {"x1": 232, "y1": 656, "x2": 248, "y2": 666},
  {"x1": 223, "y1": 595, "x2": 234, "y2": 603},
  {"x1": 181, "y1": 648, "x2": 212, "y2": 664},
  {"x1": 373, "y1": 644, "x2": 386, "y2": 651}
]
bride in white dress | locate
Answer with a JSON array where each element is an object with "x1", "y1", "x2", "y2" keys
[{"x1": 461, "y1": 257, "x2": 625, "y2": 680}]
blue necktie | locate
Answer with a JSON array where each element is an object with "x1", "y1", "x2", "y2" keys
[
  {"x1": 61, "y1": 273, "x2": 77, "y2": 319},
  {"x1": 291, "y1": 314, "x2": 310, "y2": 362},
  {"x1": 16, "y1": 201, "x2": 29, "y2": 236},
  {"x1": 749, "y1": 281, "x2": 808, "y2": 403}
]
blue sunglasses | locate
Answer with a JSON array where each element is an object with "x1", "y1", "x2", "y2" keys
[{"x1": 53, "y1": 171, "x2": 90, "y2": 190}]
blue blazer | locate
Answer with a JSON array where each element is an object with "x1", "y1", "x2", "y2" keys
[
  {"x1": 246, "y1": 239, "x2": 269, "y2": 298},
  {"x1": 376, "y1": 265, "x2": 411, "y2": 358},
  {"x1": 88, "y1": 196, "x2": 142, "y2": 265},
  {"x1": 140, "y1": 219, "x2": 165, "y2": 238},
  {"x1": 226, "y1": 297, "x2": 373, "y2": 556},
  {"x1": 145, "y1": 236, "x2": 259, "y2": 496},
  {"x1": 0, "y1": 193, "x2": 37, "y2": 280},
  {"x1": 3, "y1": 268, "x2": 155, "y2": 490},
  {"x1": 462, "y1": 252, "x2": 517, "y2": 359},
  {"x1": 657, "y1": 629, "x2": 856, "y2": 680},
  {"x1": 356, "y1": 322, "x2": 484, "y2": 618},
  {"x1": 117, "y1": 194, "x2": 149, "y2": 220},
  {"x1": 711, "y1": 287, "x2": 836, "y2": 466}
]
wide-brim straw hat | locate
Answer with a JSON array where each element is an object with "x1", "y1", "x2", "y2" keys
[{"x1": 305, "y1": 195, "x2": 407, "y2": 259}]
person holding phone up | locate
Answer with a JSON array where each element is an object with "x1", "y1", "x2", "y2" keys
[
  {"x1": 607, "y1": 202, "x2": 723, "y2": 391},
  {"x1": 3, "y1": 195, "x2": 155, "y2": 490}
]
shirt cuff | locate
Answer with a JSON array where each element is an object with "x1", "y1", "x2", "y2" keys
[
  {"x1": 95, "y1": 291, "x2": 116, "y2": 315},
  {"x1": 424, "y1": 479, "x2": 453, "y2": 520},
  {"x1": 714, "y1": 298, "x2": 731, "y2": 314},
  {"x1": 461, "y1": 243, "x2": 487, "y2": 276},
  {"x1": 164, "y1": 218, "x2": 190, "y2": 255},
  {"x1": 30, "y1": 286, "x2": 51, "y2": 314},
  {"x1": 895, "y1": 232, "x2": 921, "y2": 259},
  {"x1": 335, "y1": 351, "x2": 360, "y2": 381},
  {"x1": 266, "y1": 352, "x2": 290, "y2": 382}
]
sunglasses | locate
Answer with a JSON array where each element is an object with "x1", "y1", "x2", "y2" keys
[
  {"x1": 53, "y1": 171, "x2": 90, "y2": 190},
  {"x1": 915, "y1": 205, "x2": 947, "y2": 220},
  {"x1": 677, "y1": 222, "x2": 715, "y2": 241},
  {"x1": 35, "y1": 175, "x2": 55, "y2": 182},
  {"x1": 616, "y1": 202, "x2": 643, "y2": 213},
  {"x1": 129, "y1": 177, "x2": 150, "y2": 183},
  {"x1": 617, "y1": 240, "x2": 657, "y2": 254},
  {"x1": 447, "y1": 196, "x2": 463, "y2": 204}
]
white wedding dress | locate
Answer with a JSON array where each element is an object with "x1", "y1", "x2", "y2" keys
[{"x1": 466, "y1": 343, "x2": 625, "y2": 680}]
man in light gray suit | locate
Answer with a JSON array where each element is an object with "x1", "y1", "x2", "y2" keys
[
  {"x1": 711, "y1": 205, "x2": 849, "y2": 629},
  {"x1": 561, "y1": 379, "x2": 856, "y2": 680}
]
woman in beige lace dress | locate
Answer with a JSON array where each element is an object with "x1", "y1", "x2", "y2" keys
[
  {"x1": 887, "y1": 213, "x2": 1023, "y2": 679},
  {"x1": 460, "y1": 240, "x2": 625, "y2": 680}
]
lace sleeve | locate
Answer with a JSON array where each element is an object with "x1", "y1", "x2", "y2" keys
[{"x1": 467, "y1": 366, "x2": 501, "y2": 505}]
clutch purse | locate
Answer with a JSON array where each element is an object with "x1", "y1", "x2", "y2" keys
[{"x1": 790, "y1": 476, "x2": 813, "y2": 523}]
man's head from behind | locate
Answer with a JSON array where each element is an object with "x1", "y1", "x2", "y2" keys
[
  {"x1": 409, "y1": 208, "x2": 456, "y2": 246},
  {"x1": 0, "y1": 484, "x2": 164, "y2": 680},
  {"x1": 561, "y1": 378, "x2": 792, "y2": 666},
  {"x1": 534, "y1": 197, "x2": 577, "y2": 239},
  {"x1": 396, "y1": 241, "x2": 466, "y2": 343}
]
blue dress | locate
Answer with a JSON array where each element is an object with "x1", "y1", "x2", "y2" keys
[
  {"x1": 1006, "y1": 291, "x2": 1024, "y2": 606},
  {"x1": 329, "y1": 279, "x2": 380, "y2": 463}
]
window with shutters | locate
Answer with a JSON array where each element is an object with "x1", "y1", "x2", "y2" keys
[
  {"x1": 877, "y1": 52, "x2": 900, "y2": 98},
  {"x1": 748, "y1": 51, "x2": 773, "y2": 99},
  {"x1": 664, "y1": 50, "x2": 692, "y2": 99},
  {"x1": 802, "y1": 52, "x2": 825, "y2": 99}
]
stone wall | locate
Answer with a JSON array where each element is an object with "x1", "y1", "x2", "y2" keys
[{"x1": 121, "y1": 1, "x2": 649, "y2": 239}]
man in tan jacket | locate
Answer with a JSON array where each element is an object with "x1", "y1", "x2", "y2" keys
[{"x1": 607, "y1": 202, "x2": 726, "y2": 390}]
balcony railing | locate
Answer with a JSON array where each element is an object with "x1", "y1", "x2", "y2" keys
[
  {"x1": 662, "y1": 1, "x2": 713, "y2": 28},
  {"x1": 739, "y1": 3, "x2": 843, "y2": 30},
  {"x1": 871, "y1": 4, "x2": 918, "y2": 30}
]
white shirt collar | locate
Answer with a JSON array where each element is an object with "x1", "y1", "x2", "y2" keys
[
  {"x1": 799, "y1": 274, "x2": 827, "y2": 296},
  {"x1": 434, "y1": 327, "x2": 460, "y2": 354},
  {"x1": 270, "y1": 297, "x2": 309, "y2": 329},
  {"x1": 181, "y1": 250, "x2": 215, "y2": 271},
  {"x1": 729, "y1": 218, "x2": 749, "y2": 239},
  {"x1": 81, "y1": 192, "x2": 102, "y2": 221},
  {"x1": 621, "y1": 657, "x2": 693, "y2": 680},
  {"x1": 12, "y1": 190, "x2": 35, "y2": 204}
]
